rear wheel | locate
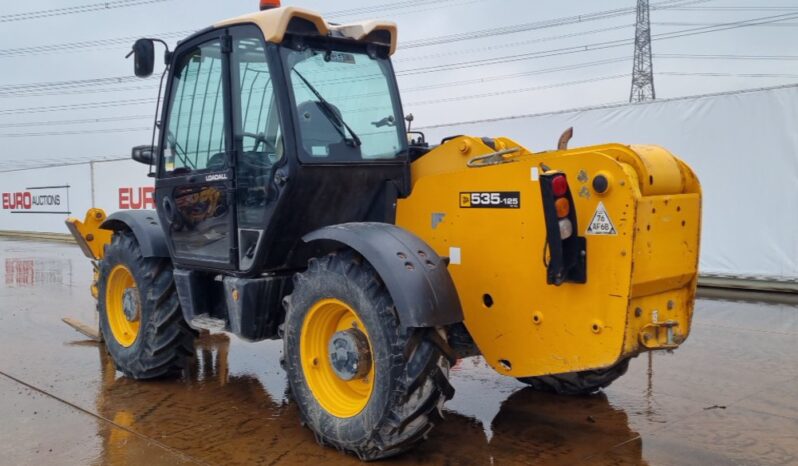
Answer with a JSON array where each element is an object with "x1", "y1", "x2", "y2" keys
[
  {"x1": 283, "y1": 250, "x2": 455, "y2": 460},
  {"x1": 98, "y1": 231, "x2": 195, "y2": 379},
  {"x1": 516, "y1": 358, "x2": 630, "y2": 396}
]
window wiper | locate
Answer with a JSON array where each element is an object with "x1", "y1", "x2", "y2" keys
[{"x1": 292, "y1": 69, "x2": 361, "y2": 147}]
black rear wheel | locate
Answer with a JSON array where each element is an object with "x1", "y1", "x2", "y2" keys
[
  {"x1": 516, "y1": 358, "x2": 630, "y2": 396},
  {"x1": 98, "y1": 231, "x2": 195, "y2": 379},
  {"x1": 283, "y1": 250, "x2": 455, "y2": 460}
]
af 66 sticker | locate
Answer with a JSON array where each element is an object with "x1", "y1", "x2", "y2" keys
[{"x1": 459, "y1": 191, "x2": 520, "y2": 208}]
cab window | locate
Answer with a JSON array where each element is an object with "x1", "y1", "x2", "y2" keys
[{"x1": 163, "y1": 39, "x2": 227, "y2": 174}]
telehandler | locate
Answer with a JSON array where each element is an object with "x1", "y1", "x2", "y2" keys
[{"x1": 66, "y1": 1, "x2": 702, "y2": 460}]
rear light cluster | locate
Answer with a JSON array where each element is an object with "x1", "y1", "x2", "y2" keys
[
  {"x1": 538, "y1": 170, "x2": 587, "y2": 285},
  {"x1": 551, "y1": 174, "x2": 573, "y2": 240}
]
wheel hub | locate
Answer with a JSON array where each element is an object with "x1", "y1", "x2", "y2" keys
[
  {"x1": 122, "y1": 287, "x2": 140, "y2": 322},
  {"x1": 328, "y1": 328, "x2": 371, "y2": 381}
]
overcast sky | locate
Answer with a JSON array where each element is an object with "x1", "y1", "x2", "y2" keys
[{"x1": 1, "y1": 0, "x2": 796, "y2": 170}]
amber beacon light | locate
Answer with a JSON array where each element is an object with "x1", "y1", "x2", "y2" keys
[{"x1": 260, "y1": 0, "x2": 280, "y2": 10}]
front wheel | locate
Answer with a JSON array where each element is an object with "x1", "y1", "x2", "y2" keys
[
  {"x1": 98, "y1": 231, "x2": 195, "y2": 379},
  {"x1": 516, "y1": 358, "x2": 631, "y2": 395},
  {"x1": 282, "y1": 250, "x2": 454, "y2": 461}
]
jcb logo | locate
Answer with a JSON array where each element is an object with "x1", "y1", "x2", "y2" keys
[{"x1": 460, "y1": 193, "x2": 471, "y2": 207}]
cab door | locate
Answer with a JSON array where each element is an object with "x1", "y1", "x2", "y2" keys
[
  {"x1": 155, "y1": 31, "x2": 237, "y2": 270},
  {"x1": 228, "y1": 25, "x2": 288, "y2": 272}
]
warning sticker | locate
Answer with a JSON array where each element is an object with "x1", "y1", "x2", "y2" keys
[{"x1": 586, "y1": 201, "x2": 617, "y2": 235}]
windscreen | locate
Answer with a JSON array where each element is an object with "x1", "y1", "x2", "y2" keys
[{"x1": 281, "y1": 44, "x2": 406, "y2": 162}]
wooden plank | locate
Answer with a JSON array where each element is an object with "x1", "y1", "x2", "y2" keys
[{"x1": 61, "y1": 317, "x2": 101, "y2": 342}]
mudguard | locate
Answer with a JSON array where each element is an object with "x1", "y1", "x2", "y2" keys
[
  {"x1": 303, "y1": 222, "x2": 463, "y2": 328},
  {"x1": 100, "y1": 210, "x2": 169, "y2": 258}
]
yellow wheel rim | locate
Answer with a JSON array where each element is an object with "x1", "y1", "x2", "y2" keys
[
  {"x1": 300, "y1": 298, "x2": 375, "y2": 418},
  {"x1": 105, "y1": 264, "x2": 140, "y2": 347}
]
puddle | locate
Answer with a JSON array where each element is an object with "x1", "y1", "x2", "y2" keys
[{"x1": 1, "y1": 238, "x2": 796, "y2": 465}]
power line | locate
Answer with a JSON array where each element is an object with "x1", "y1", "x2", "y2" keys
[
  {"x1": 0, "y1": 98, "x2": 155, "y2": 116},
  {"x1": 3, "y1": 75, "x2": 630, "y2": 135},
  {"x1": 653, "y1": 21, "x2": 798, "y2": 27},
  {"x1": 0, "y1": 0, "x2": 700, "y2": 59},
  {"x1": 322, "y1": 0, "x2": 465, "y2": 19},
  {"x1": 393, "y1": 24, "x2": 634, "y2": 63},
  {"x1": 0, "y1": 84, "x2": 157, "y2": 99},
  {"x1": 664, "y1": 6, "x2": 798, "y2": 11},
  {"x1": 660, "y1": 71, "x2": 798, "y2": 78},
  {"x1": 3, "y1": 11, "x2": 797, "y2": 115},
  {"x1": 346, "y1": 0, "x2": 484, "y2": 21},
  {"x1": 657, "y1": 53, "x2": 798, "y2": 61},
  {"x1": 0, "y1": 0, "x2": 172, "y2": 23},
  {"x1": 0, "y1": 115, "x2": 152, "y2": 129},
  {"x1": 0, "y1": 62, "x2": 629, "y2": 120},
  {"x1": 0, "y1": 31, "x2": 191, "y2": 58},
  {"x1": 4, "y1": 11, "x2": 793, "y2": 106},
  {"x1": 0, "y1": 76, "x2": 157, "y2": 95},
  {"x1": 0, "y1": 127, "x2": 152, "y2": 138},
  {"x1": 401, "y1": 58, "x2": 631, "y2": 93},
  {"x1": 1, "y1": 57, "x2": 632, "y2": 125},
  {"x1": 404, "y1": 75, "x2": 628, "y2": 107},
  {"x1": 400, "y1": 0, "x2": 707, "y2": 48},
  {"x1": 393, "y1": 11, "x2": 798, "y2": 76}
]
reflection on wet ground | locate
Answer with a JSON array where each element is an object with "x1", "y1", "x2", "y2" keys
[{"x1": 0, "y1": 237, "x2": 797, "y2": 465}]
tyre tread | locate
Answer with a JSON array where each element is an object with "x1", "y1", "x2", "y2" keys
[
  {"x1": 284, "y1": 250, "x2": 455, "y2": 461},
  {"x1": 517, "y1": 358, "x2": 631, "y2": 395},
  {"x1": 99, "y1": 231, "x2": 195, "y2": 379}
]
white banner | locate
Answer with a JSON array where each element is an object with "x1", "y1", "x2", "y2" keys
[
  {"x1": 0, "y1": 164, "x2": 92, "y2": 233},
  {"x1": 91, "y1": 159, "x2": 155, "y2": 212},
  {"x1": 2, "y1": 85, "x2": 797, "y2": 281},
  {"x1": 421, "y1": 84, "x2": 798, "y2": 281}
]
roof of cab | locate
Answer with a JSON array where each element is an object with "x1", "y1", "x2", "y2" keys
[{"x1": 214, "y1": 6, "x2": 398, "y2": 55}]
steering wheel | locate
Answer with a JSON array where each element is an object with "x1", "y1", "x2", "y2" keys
[{"x1": 242, "y1": 132, "x2": 276, "y2": 153}]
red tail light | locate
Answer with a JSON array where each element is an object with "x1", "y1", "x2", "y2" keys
[{"x1": 552, "y1": 175, "x2": 568, "y2": 197}]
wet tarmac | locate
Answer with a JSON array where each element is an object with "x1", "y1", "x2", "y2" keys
[{"x1": 0, "y1": 237, "x2": 796, "y2": 465}]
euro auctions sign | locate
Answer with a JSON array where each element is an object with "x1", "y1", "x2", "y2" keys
[
  {"x1": 1, "y1": 185, "x2": 71, "y2": 214},
  {"x1": 118, "y1": 186, "x2": 155, "y2": 210},
  {"x1": 90, "y1": 159, "x2": 155, "y2": 211}
]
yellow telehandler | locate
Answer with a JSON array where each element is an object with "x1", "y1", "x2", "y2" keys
[{"x1": 66, "y1": 1, "x2": 701, "y2": 460}]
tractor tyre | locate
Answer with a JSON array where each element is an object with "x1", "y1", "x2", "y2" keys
[
  {"x1": 98, "y1": 230, "x2": 195, "y2": 379},
  {"x1": 516, "y1": 358, "x2": 630, "y2": 396},
  {"x1": 282, "y1": 250, "x2": 455, "y2": 461}
]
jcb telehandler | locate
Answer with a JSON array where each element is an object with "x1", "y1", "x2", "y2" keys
[{"x1": 66, "y1": 1, "x2": 702, "y2": 460}]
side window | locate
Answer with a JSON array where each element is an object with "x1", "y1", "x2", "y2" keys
[
  {"x1": 163, "y1": 39, "x2": 226, "y2": 174},
  {"x1": 231, "y1": 29, "x2": 283, "y2": 238},
  {"x1": 233, "y1": 36, "x2": 282, "y2": 162}
]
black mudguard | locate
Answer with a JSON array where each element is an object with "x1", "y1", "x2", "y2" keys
[
  {"x1": 303, "y1": 222, "x2": 463, "y2": 328},
  {"x1": 101, "y1": 210, "x2": 169, "y2": 258}
]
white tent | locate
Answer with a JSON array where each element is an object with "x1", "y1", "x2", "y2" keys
[{"x1": 421, "y1": 84, "x2": 798, "y2": 284}]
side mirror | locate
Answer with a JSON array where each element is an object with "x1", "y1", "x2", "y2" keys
[
  {"x1": 132, "y1": 145, "x2": 156, "y2": 165},
  {"x1": 130, "y1": 38, "x2": 155, "y2": 78}
]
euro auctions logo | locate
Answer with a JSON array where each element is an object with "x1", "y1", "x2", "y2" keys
[
  {"x1": 118, "y1": 186, "x2": 155, "y2": 209},
  {"x1": 1, "y1": 185, "x2": 70, "y2": 214}
]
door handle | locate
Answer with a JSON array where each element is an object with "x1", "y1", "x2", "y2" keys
[{"x1": 162, "y1": 197, "x2": 176, "y2": 226}]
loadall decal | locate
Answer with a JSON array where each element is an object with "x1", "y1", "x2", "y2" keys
[{"x1": 459, "y1": 192, "x2": 520, "y2": 208}]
